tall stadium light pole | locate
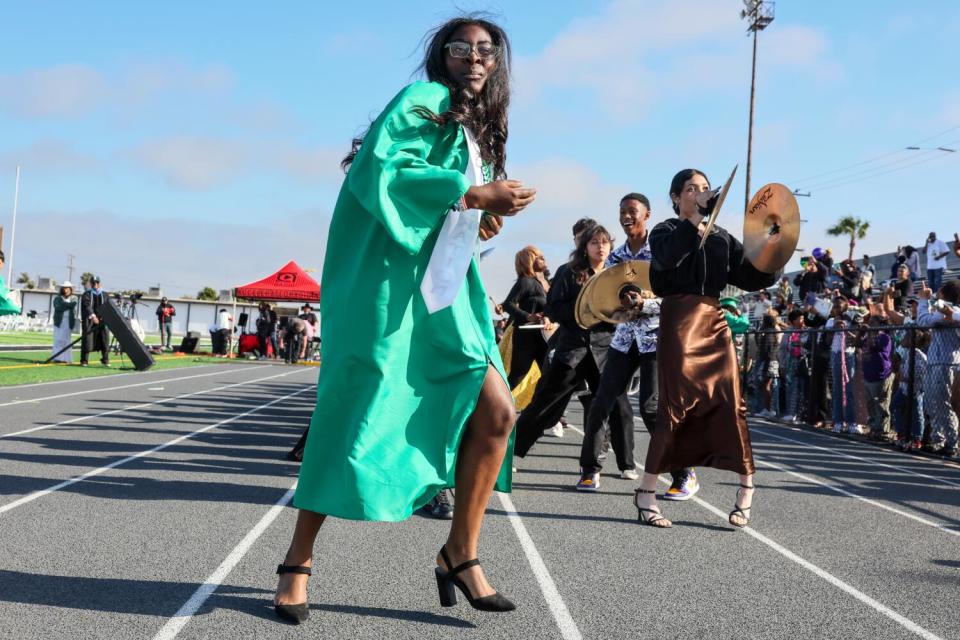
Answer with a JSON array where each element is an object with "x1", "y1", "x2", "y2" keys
[
  {"x1": 7, "y1": 165, "x2": 20, "y2": 284},
  {"x1": 741, "y1": 1, "x2": 775, "y2": 211}
]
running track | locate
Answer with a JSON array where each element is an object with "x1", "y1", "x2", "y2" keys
[{"x1": 0, "y1": 363, "x2": 957, "y2": 639}]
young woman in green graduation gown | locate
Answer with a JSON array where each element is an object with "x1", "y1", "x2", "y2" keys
[
  {"x1": 0, "y1": 251, "x2": 21, "y2": 316},
  {"x1": 273, "y1": 17, "x2": 537, "y2": 624}
]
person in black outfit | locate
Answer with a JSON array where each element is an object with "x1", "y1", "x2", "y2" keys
[
  {"x1": 890, "y1": 264, "x2": 914, "y2": 311},
  {"x1": 80, "y1": 275, "x2": 110, "y2": 367},
  {"x1": 837, "y1": 259, "x2": 862, "y2": 301},
  {"x1": 513, "y1": 225, "x2": 634, "y2": 479},
  {"x1": 633, "y1": 168, "x2": 777, "y2": 529},
  {"x1": 794, "y1": 256, "x2": 826, "y2": 303},
  {"x1": 501, "y1": 246, "x2": 549, "y2": 389},
  {"x1": 257, "y1": 302, "x2": 279, "y2": 359},
  {"x1": 803, "y1": 304, "x2": 831, "y2": 427},
  {"x1": 155, "y1": 297, "x2": 176, "y2": 350}
]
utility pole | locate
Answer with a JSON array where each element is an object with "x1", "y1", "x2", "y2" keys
[
  {"x1": 7, "y1": 165, "x2": 20, "y2": 284},
  {"x1": 741, "y1": 1, "x2": 775, "y2": 211},
  {"x1": 66, "y1": 254, "x2": 76, "y2": 283}
]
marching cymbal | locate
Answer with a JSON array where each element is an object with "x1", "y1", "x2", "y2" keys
[
  {"x1": 698, "y1": 165, "x2": 738, "y2": 250},
  {"x1": 584, "y1": 261, "x2": 653, "y2": 325},
  {"x1": 743, "y1": 183, "x2": 800, "y2": 273},
  {"x1": 575, "y1": 274, "x2": 603, "y2": 329}
]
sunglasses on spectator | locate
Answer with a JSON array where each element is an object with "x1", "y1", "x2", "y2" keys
[{"x1": 444, "y1": 41, "x2": 498, "y2": 61}]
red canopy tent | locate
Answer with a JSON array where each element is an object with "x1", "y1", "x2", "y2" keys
[
  {"x1": 232, "y1": 261, "x2": 320, "y2": 357},
  {"x1": 234, "y1": 260, "x2": 320, "y2": 302}
]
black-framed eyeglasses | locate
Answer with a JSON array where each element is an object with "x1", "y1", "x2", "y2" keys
[{"x1": 444, "y1": 41, "x2": 498, "y2": 61}]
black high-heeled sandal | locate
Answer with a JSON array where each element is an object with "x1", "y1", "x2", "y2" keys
[
  {"x1": 729, "y1": 484, "x2": 754, "y2": 528},
  {"x1": 633, "y1": 489, "x2": 671, "y2": 528},
  {"x1": 435, "y1": 546, "x2": 516, "y2": 612},
  {"x1": 274, "y1": 564, "x2": 311, "y2": 624}
]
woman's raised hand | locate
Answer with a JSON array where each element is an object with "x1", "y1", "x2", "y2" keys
[
  {"x1": 465, "y1": 180, "x2": 537, "y2": 216},
  {"x1": 478, "y1": 213, "x2": 503, "y2": 241}
]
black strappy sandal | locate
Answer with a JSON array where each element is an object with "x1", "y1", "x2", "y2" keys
[
  {"x1": 435, "y1": 546, "x2": 516, "y2": 612},
  {"x1": 274, "y1": 564, "x2": 311, "y2": 624},
  {"x1": 729, "y1": 484, "x2": 754, "y2": 528},
  {"x1": 634, "y1": 489, "x2": 672, "y2": 528}
]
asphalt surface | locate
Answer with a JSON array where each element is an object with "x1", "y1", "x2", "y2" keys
[{"x1": 0, "y1": 363, "x2": 958, "y2": 640}]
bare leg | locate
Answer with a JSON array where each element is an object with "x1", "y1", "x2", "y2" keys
[
  {"x1": 274, "y1": 509, "x2": 327, "y2": 606},
  {"x1": 634, "y1": 471, "x2": 671, "y2": 527},
  {"x1": 437, "y1": 365, "x2": 516, "y2": 598},
  {"x1": 729, "y1": 473, "x2": 755, "y2": 527}
]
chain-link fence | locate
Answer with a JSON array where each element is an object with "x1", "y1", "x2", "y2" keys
[{"x1": 738, "y1": 323, "x2": 960, "y2": 457}]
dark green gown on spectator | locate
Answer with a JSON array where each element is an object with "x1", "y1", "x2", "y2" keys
[{"x1": 294, "y1": 82, "x2": 512, "y2": 522}]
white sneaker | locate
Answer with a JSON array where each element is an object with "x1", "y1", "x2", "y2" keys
[
  {"x1": 782, "y1": 414, "x2": 795, "y2": 423},
  {"x1": 621, "y1": 469, "x2": 640, "y2": 480},
  {"x1": 848, "y1": 423, "x2": 863, "y2": 435},
  {"x1": 832, "y1": 422, "x2": 844, "y2": 433},
  {"x1": 545, "y1": 422, "x2": 564, "y2": 437}
]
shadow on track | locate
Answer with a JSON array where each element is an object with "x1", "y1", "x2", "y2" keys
[{"x1": 0, "y1": 570, "x2": 472, "y2": 628}]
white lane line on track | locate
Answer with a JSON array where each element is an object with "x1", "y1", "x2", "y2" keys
[
  {"x1": 0, "y1": 385, "x2": 313, "y2": 516},
  {"x1": 152, "y1": 481, "x2": 298, "y2": 640},
  {"x1": 636, "y1": 470, "x2": 946, "y2": 640},
  {"x1": 0, "y1": 368, "x2": 307, "y2": 439},
  {"x1": 753, "y1": 456, "x2": 960, "y2": 537},
  {"x1": 562, "y1": 425, "x2": 944, "y2": 638},
  {"x1": 752, "y1": 427, "x2": 960, "y2": 489},
  {"x1": 497, "y1": 492, "x2": 583, "y2": 640},
  {"x1": 0, "y1": 365, "x2": 264, "y2": 408},
  {"x1": 0, "y1": 363, "x2": 225, "y2": 391}
]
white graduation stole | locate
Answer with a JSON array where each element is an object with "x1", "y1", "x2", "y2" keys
[{"x1": 420, "y1": 125, "x2": 485, "y2": 314}]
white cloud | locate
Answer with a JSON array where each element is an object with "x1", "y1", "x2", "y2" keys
[
  {"x1": 941, "y1": 91, "x2": 960, "y2": 126},
  {"x1": 130, "y1": 137, "x2": 248, "y2": 190},
  {"x1": 127, "y1": 136, "x2": 345, "y2": 190},
  {"x1": 513, "y1": 0, "x2": 837, "y2": 122},
  {"x1": 13, "y1": 207, "x2": 332, "y2": 298},
  {"x1": 0, "y1": 61, "x2": 233, "y2": 120},
  {"x1": 478, "y1": 157, "x2": 633, "y2": 301},
  {"x1": 0, "y1": 64, "x2": 107, "y2": 118},
  {"x1": 270, "y1": 143, "x2": 345, "y2": 183},
  {"x1": 0, "y1": 140, "x2": 101, "y2": 174}
]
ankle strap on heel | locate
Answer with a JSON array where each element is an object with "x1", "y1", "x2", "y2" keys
[
  {"x1": 277, "y1": 564, "x2": 312, "y2": 576},
  {"x1": 439, "y1": 545, "x2": 481, "y2": 578},
  {"x1": 635, "y1": 489, "x2": 656, "y2": 494}
]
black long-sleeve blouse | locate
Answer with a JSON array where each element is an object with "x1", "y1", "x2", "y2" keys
[
  {"x1": 649, "y1": 218, "x2": 776, "y2": 298},
  {"x1": 501, "y1": 276, "x2": 546, "y2": 327},
  {"x1": 543, "y1": 263, "x2": 613, "y2": 367}
]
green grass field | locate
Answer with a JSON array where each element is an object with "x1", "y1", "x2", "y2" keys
[
  {"x1": 0, "y1": 350, "x2": 248, "y2": 387},
  {"x1": 0, "y1": 331, "x2": 212, "y2": 348}
]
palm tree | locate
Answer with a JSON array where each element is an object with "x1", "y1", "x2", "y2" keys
[
  {"x1": 826, "y1": 216, "x2": 870, "y2": 261},
  {"x1": 16, "y1": 272, "x2": 35, "y2": 289}
]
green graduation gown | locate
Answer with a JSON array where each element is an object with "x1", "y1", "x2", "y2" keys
[
  {"x1": 0, "y1": 276, "x2": 20, "y2": 316},
  {"x1": 294, "y1": 81, "x2": 512, "y2": 522}
]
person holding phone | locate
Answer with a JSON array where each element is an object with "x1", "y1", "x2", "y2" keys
[{"x1": 273, "y1": 16, "x2": 536, "y2": 624}]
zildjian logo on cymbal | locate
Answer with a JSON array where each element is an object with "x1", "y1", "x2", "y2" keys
[{"x1": 748, "y1": 186, "x2": 773, "y2": 216}]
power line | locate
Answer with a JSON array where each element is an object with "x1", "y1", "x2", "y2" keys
[
  {"x1": 788, "y1": 125, "x2": 960, "y2": 186},
  {"x1": 797, "y1": 138, "x2": 959, "y2": 192},
  {"x1": 802, "y1": 148, "x2": 940, "y2": 190},
  {"x1": 810, "y1": 148, "x2": 958, "y2": 193}
]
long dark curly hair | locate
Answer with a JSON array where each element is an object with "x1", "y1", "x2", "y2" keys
[
  {"x1": 341, "y1": 15, "x2": 512, "y2": 178},
  {"x1": 569, "y1": 224, "x2": 613, "y2": 285}
]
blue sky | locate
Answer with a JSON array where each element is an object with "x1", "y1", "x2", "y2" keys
[{"x1": 1, "y1": 0, "x2": 959, "y2": 300}]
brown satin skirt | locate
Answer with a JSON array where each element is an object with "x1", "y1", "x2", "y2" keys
[{"x1": 644, "y1": 294, "x2": 755, "y2": 475}]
